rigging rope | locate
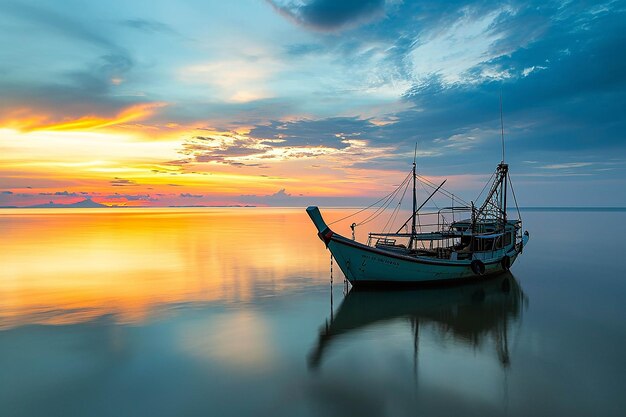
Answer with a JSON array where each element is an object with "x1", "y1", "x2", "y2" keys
[
  {"x1": 507, "y1": 173, "x2": 523, "y2": 222},
  {"x1": 327, "y1": 164, "x2": 505, "y2": 233},
  {"x1": 475, "y1": 169, "x2": 497, "y2": 203},
  {"x1": 420, "y1": 180, "x2": 447, "y2": 225},
  {"x1": 357, "y1": 172, "x2": 411, "y2": 226},
  {"x1": 383, "y1": 173, "x2": 411, "y2": 233},
  {"x1": 415, "y1": 175, "x2": 471, "y2": 207},
  {"x1": 327, "y1": 171, "x2": 412, "y2": 226}
]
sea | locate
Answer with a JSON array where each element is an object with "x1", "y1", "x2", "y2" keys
[{"x1": 1, "y1": 207, "x2": 625, "y2": 417}]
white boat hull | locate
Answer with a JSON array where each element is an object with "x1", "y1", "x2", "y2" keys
[{"x1": 307, "y1": 206, "x2": 528, "y2": 287}]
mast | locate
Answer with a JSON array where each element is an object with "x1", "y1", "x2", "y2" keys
[
  {"x1": 397, "y1": 180, "x2": 446, "y2": 234},
  {"x1": 500, "y1": 90, "x2": 505, "y2": 163},
  {"x1": 500, "y1": 91, "x2": 507, "y2": 223},
  {"x1": 476, "y1": 163, "x2": 508, "y2": 231},
  {"x1": 502, "y1": 165, "x2": 509, "y2": 223},
  {"x1": 410, "y1": 144, "x2": 417, "y2": 249}
]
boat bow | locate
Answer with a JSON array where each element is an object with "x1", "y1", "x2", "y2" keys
[{"x1": 307, "y1": 206, "x2": 334, "y2": 246}]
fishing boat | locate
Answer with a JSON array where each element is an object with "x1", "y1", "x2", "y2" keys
[{"x1": 307, "y1": 157, "x2": 529, "y2": 287}]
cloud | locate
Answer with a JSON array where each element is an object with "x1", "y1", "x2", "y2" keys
[
  {"x1": 0, "y1": 78, "x2": 149, "y2": 128},
  {"x1": 180, "y1": 193, "x2": 203, "y2": 198},
  {"x1": 249, "y1": 117, "x2": 376, "y2": 149},
  {"x1": 0, "y1": 1, "x2": 147, "y2": 125},
  {"x1": 367, "y1": 3, "x2": 626, "y2": 175},
  {"x1": 7, "y1": 102, "x2": 166, "y2": 132},
  {"x1": 540, "y1": 162, "x2": 594, "y2": 170},
  {"x1": 179, "y1": 58, "x2": 281, "y2": 103},
  {"x1": 408, "y1": 7, "x2": 517, "y2": 87},
  {"x1": 3, "y1": 1, "x2": 120, "y2": 51},
  {"x1": 1, "y1": 0, "x2": 625, "y2": 207},
  {"x1": 104, "y1": 193, "x2": 156, "y2": 201},
  {"x1": 2, "y1": 1, "x2": 132, "y2": 86},
  {"x1": 239, "y1": 188, "x2": 295, "y2": 206},
  {"x1": 269, "y1": 188, "x2": 290, "y2": 198},
  {"x1": 180, "y1": 134, "x2": 273, "y2": 166},
  {"x1": 238, "y1": 0, "x2": 626, "y2": 177},
  {"x1": 521, "y1": 66, "x2": 547, "y2": 77},
  {"x1": 268, "y1": 0, "x2": 386, "y2": 32},
  {"x1": 175, "y1": 118, "x2": 395, "y2": 169},
  {"x1": 38, "y1": 191, "x2": 81, "y2": 197},
  {"x1": 110, "y1": 178, "x2": 138, "y2": 186},
  {"x1": 1, "y1": 191, "x2": 13, "y2": 195}
]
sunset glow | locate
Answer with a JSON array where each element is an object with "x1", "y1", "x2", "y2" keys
[
  {"x1": 1, "y1": 0, "x2": 624, "y2": 207},
  {"x1": 1, "y1": 3, "x2": 626, "y2": 416}
]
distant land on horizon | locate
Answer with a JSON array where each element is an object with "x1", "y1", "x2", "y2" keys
[
  {"x1": 0, "y1": 198, "x2": 258, "y2": 209},
  {"x1": 1, "y1": 199, "x2": 625, "y2": 212},
  {"x1": 19, "y1": 198, "x2": 108, "y2": 209}
]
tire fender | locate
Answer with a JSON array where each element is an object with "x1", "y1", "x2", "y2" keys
[{"x1": 471, "y1": 259, "x2": 485, "y2": 276}]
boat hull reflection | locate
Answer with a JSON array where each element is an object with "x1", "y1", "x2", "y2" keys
[{"x1": 309, "y1": 273, "x2": 526, "y2": 369}]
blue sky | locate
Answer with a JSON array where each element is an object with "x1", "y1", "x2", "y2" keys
[{"x1": 0, "y1": 0, "x2": 625, "y2": 207}]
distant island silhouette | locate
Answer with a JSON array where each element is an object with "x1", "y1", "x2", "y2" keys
[
  {"x1": 0, "y1": 198, "x2": 257, "y2": 208},
  {"x1": 25, "y1": 198, "x2": 109, "y2": 208},
  {"x1": 0, "y1": 200, "x2": 622, "y2": 210}
]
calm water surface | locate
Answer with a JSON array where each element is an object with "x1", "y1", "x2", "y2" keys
[{"x1": 1, "y1": 208, "x2": 625, "y2": 417}]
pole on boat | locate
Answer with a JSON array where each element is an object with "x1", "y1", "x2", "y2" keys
[
  {"x1": 500, "y1": 90, "x2": 508, "y2": 225},
  {"x1": 500, "y1": 89, "x2": 505, "y2": 164},
  {"x1": 471, "y1": 201, "x2": 476, "y2": 233},
  {"x1": 330, "y1": 254, "x2": 333, "y2": 287},
  {"x1": 410, "y1": 143, "x2": 418, "y2": 249},
  {"x1": 330, "y1": 254, "x2": 334, "y2": 321},
  {"x1": 502, "y1": 167, "x2": 509, "y2": 224}
]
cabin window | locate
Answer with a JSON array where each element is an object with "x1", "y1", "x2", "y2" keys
[
  {"x1": 504, "y1": 232, "x2": 512, "y2": 246},
  {"x1": 473, "y1": 238, "x2": 494, "y2": 251}
]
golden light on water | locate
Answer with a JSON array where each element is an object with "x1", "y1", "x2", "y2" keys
[{"x1": 0, "y1": 208, "x2": 329, "y2": 329}]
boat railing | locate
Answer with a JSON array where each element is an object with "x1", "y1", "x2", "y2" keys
[
  {"x1": 365, "y1": 205, "x2": 522, "y2": 254},
  {"x1": 436, "y1": 206, "x2": 473, "y2": 229},
  {"x1": 375, "y1": 237, "x2": 397, "y2": 246}
]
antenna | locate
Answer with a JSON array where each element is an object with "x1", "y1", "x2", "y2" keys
[
  {"x1": 410, "y1": 141, "x2": 418, "y2": 249},
  {"x1": 500, "y1": 89, "x2": 505, "y2": 163}
]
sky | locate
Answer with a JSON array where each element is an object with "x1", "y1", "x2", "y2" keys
[{"x1": 1, "y1": 0, "x2": 625, "y2": 207}]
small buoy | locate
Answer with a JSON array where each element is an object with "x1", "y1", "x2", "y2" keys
[{"x1": 471, "y1": 259, "x2": 485, "y2": 275}]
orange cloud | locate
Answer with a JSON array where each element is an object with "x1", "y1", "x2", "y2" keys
[{"x1": 0, "y1": 103, "x2": 167, "y2": 132}]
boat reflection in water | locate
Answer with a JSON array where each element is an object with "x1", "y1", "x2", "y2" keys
[{"x1": 309, "y1": 273, "x2": 527, "y2": 370}]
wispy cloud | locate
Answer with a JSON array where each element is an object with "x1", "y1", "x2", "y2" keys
[
  {"x1": 39, "y1": 191, "x2": 81, "y2": 196},
  {"x1": 540, "y1": 162, "x2": 594, "y2": 170},
  {"x1": 110, "y1": 178, "x2": 139, "y2": 186}
]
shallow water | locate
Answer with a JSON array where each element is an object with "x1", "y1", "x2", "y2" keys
[{"x1": 1, "y1": 208, "x2": 625, "y2": 417}]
